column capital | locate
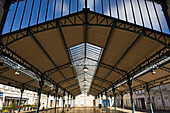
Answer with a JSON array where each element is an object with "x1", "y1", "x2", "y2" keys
[
  {"x1": 127, "y1": 74, "x2": 132, "y2": 87},
  {"x1": 146, "y1": 83, "x2": 150, "y2": 92}
]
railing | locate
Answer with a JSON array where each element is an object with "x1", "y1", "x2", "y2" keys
[{"x1": 2, "y1": 0, "x2": 170, "y2": 34}]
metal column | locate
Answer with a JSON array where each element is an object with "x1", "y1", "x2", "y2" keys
[
  {"x1": 112, "y1": 85, "x2": 117, "y2": 113},
  {"x1": 105, "y1": 90, "x2": 108, "y2": 113},
  {"x1": 98, "y1": 95, "x2": 100, "y2": 109},
  {"x1": 114, "y1": 94, "x2": 117, "y2": 113},
  {"x1": 62, "y1": 90, "x2": 65, "y2": 113},
  {"x1": 101, "y1": 93, "x2": 103, "y2": 110},
  {"x1": 121, "y1": 91, "x2": 124, "y2": 111},
  {"x1": 110, "y1": 95, "x2": 112, "y2": 110},
  {"x1": 46, "y1": 92, "x2": 49, "y2": 113},
  {"x1": 54, "y1": 86, "x2": 59, "y2": 113},
  {"x1": 58, "y1": 96, "x2": 60, "y2": 112},
  {"x1": 146, "y1": 83, "x2": 154, "y2": 113},
  {"x1": 159, "y1": 85, "x2": 166, "y2": 110},
  {"x1": 67, "y1": 93, "x2": 69, "y2": 111},
  {"x1": 127, "y1": 74, "x2": 135, "y2": 113},
  {"x1": 70, "y1": 95, "x2": 72, "y2": 109},
  {"x1": 17, "y1": 85, "x2": 24, "y2": 113},
  {"x1": 36, "y1": 80, "x2": 44, "y2": 113}
]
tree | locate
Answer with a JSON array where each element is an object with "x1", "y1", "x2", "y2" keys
[{"x1": 11, "y1": 100, "x2": 17, "y2": 113}]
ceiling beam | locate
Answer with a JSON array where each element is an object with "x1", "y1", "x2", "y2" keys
[
  {"x1": 96, "y1": 47, "x2": 169, "y2": 96},
  {"x1": 57, "y1": 22, "x2": 81, "y2": 94}
]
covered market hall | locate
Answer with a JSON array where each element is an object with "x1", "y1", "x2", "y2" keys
[{"x1": 0, "y1": 0, "x2": 170, "y2": 113}]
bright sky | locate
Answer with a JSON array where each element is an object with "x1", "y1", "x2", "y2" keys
[{"x1": 2, "y1": 0, "x2": 170, "y2": 34}]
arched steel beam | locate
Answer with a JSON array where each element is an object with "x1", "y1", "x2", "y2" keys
[
  {"x1": 58, "y1": 76, "x2": 76, "y2": 85},
  {"x1": 123, "y1": 74, "x2": 170, "y2": 93},
  {"x1": 0, "y1": 47, "x2": 75, "y2": 96},
  {"x1": 160, "y1": 66, "x2": 170, "y2": 73},
  {"x1": 69, "y1": 88, "x2": 80, "y2": 93},
  {"x1": 0, "y1": 67, "x2": 10, "y2": 74},
  {"x1": 57, "y1": 22, "x2": 81, "y2": 92},
  {"x1": 0, "y1": 75, "x2": 50, "y2": 94},
  {"x1": 65, "y1": 83, "x2": 80, "y2": 90},
  {"x1": 96, "y1": 33, "x2": 146, "y2": 89},
  {"x1": 1, "y1": 11, "x2": 169, "y2": 52},
  {"x1": 96, "y1": 46, "x2": 169, "y2": 96}
]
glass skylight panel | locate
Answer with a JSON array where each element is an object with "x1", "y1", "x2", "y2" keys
[
  {"x1": 69, "y1": 43, "x2": 103, "y2": 93},
  {"x1": 3, "y1": 0, "x2": 169, "y2": 34}
]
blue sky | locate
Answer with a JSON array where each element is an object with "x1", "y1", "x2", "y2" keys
[{"x1": 2, "y1": 0, "x2": 170, "y2": 34}]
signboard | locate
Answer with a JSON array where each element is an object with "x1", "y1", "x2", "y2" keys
[{"x1": 0, "y1": 92, "x2": 3, "y2": 97}]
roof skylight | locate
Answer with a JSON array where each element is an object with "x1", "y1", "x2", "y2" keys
[{"x1": 69, "y1": 43, "x2": 103, "y2": 94}]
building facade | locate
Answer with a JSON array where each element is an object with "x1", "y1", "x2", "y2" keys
[{"x1": 116, "y1": 84, "x2": 170, "y2": 111}]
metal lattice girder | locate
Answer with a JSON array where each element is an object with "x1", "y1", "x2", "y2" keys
[
  {"x1": 44, "y1": 63, "x2": 72, "y2": 77},
  {"x1": 0, "y1": 67, "x2": 10, "y2": 74},
  {"x1": 69, "y1": 88, "x2": 79, "y2": 92},
  {"x1": 123, "y1": 74, "x2": 170, "y2": 93},
  {"x1": 65, "y1": 83, "x2": 79, "y2": 90},
  {"x1": 94, "y1": 76, "x2": 112, "y2": 85},
  {"x1": 90, "y1": 87, "x2": 102, "y2": 93},
  {"x1": 24, "y1": 79, "x2": 36, "y2": 85},
  {"x1": 160, "y1": 66, "x2": 170, "y2": 73},
  {"x1": 149, "y1": 74, "x2": 170, "y2": 86},
  {"x1": 1, "y1": 47, "x2": 42, "y2": 78},
  {"x1": 97, "y1": 47, "x2": 169, "y2": 95},
  {"x1": 58, "y1": 76, "x2": 76, "y2": 85},
  {"x1": 0, "y1": 75, "x2": 47, "y2": 94},
  {"x1": 1, "y1": 11, "x2": 169, "y2": 50},
  {"x1": 99, "y1": 62, "x2": 127, "y2": 76},
  {"x1": 89, "y1": 82, "x2": 105, "y2": 90},
  {"x1": 0, "y1": 47, "x2": 75, "y2": 96}
]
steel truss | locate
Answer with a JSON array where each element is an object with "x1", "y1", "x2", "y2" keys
[
  {"x1": 0, "y1": 9, "x2": 169, "y2": 96},
  {"x1": 0, "y1": 74, "x2": 50, "y2": 95},
  {"x1": 95, "y1": 47, "x2": 169, "y2": 96},
  {"x1": 1, "y1": 11, "x2": 169, "y2": 48},
  {"x1": 0, "y1": 47, "x2": 75, "y2": 96},
  {"x1": 122, "y1": 74, "x2": 170, "y2": 94}
]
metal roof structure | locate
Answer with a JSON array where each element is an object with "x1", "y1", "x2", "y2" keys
[{"x1": 0, "y1": 0, "x2": 169, "y2": 100}]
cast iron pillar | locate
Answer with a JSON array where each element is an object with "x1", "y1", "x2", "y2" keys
[
  {"x1": 18, "y1": 84, "x2": 24, "y2": 113},
  {"x1": 101, "y1": 93, "x2": 103, "y2": 110},
  {"x1": 110, "y1": 95, "x2": 112, "y2": 109},
  {"x1": 121, "y1": 91, "x2": 124, "y2": 111},
  {"x1": 62, "y1": 90, "x2": 65, "y2": 113},
  {"x1": 36, "y1": 78, "x2": 44, "y2": 113},
  {"x1": 146, "y1": 83, "x2": 154, "y2": 113},
  {"x1": 46, "y1": 92, "x2": 49, "y2": 113},
  {"x1": 58, "y1": 95, "x2": 60, "y2": 112},
  {"x1": 70, "y1": 95, "x2": 72, "y2": 109},
  {"x1": 127, "y1": 74, "x2": 135, "y2": 113},
  {"x1": 0, "y1": 0, "x2": 12, "y2": 35},
  {"x1": 98, "y1": 94, "x2": 100, "y2": 109},
  {"x1": 159, "y1": 85, "x2": 166, "y2": 110},
  {"x1": 105, "y1": 90, "x2": 108, "y2": 113},
  {"x1": 54, "y1": 86, "x2": 59, "y2": 113},
  {"x1": 73, "y1": 96, "x2": 75, "y2": 108},
  {"x1": 112, "y1": 85, "x2": 117, "y2": 113},
  {"x1": 67, "y1": 93, "x2": 69, "y2": 111}
]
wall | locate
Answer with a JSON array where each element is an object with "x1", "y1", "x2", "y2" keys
[
  {"x1": 75, "y1": 94, "x2": 94, "y2": 107},
  {"x1": 117, "y1": 83, "x2": 170, "y2": 111}
]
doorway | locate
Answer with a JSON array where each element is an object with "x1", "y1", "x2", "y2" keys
[{"x1": 141, "y1": 98, "x2": 146, "y2": 109}]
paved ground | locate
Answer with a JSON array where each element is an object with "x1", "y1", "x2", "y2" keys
[
  {"x1": 38, "y1": 107, "x2": 146, "y2": 113},
  {"x1": 19, "y1": 107, "x2": 170, "y2": 113}
]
